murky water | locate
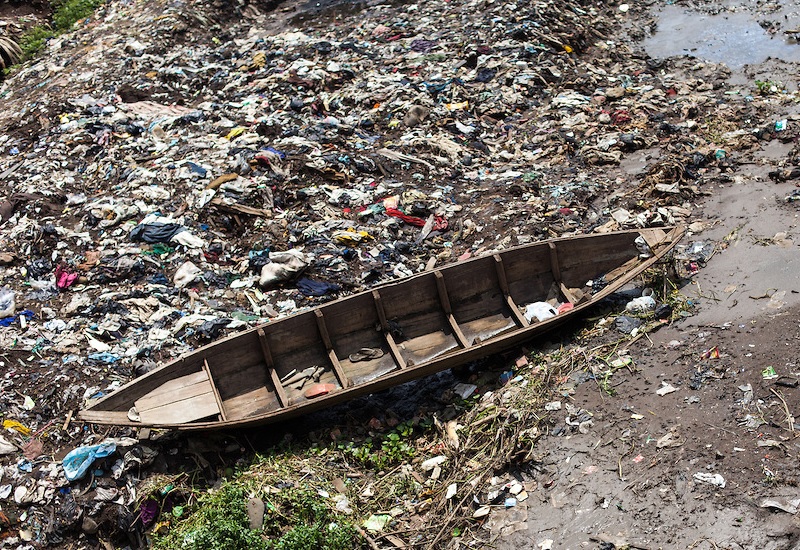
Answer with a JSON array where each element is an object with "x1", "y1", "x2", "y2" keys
[{"x1": 644, "y1": 4, "x2": 800, "y2": 68}]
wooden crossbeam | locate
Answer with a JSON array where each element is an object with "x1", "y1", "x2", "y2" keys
[{"x1": 257, "y1": 327, "x2": 289, "y2": 407}]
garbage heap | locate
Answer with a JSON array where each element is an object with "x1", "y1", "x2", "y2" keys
[{"x1": 0, "y1": 0, "x2": 791, "y2": 546}]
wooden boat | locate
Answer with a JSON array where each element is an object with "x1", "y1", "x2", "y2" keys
[{"x1": 80, "y1": 227, "x2": 684, "y2": 431}]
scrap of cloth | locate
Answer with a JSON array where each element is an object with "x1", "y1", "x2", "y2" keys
[
  {"x1": 385, "y1": 208, "x2": 448, "y2": 231},
  {"x1": 296, "y1": 277, "x2": 341, "y2": 296}
]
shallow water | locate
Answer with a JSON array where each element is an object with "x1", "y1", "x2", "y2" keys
[{"x1": 644, "y1": 4, "x2": 800, "y2": 68}]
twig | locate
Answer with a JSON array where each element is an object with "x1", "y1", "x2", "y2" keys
[
  {"x1": 702, "y1": 422, "x2": 737, "y2": 436},
  {"x1": 356, "y1": 526, "x2": 382, "y2": 550},
  {"x1": 618, "y1": 442, "x2": 634, "y2": 481},
  {"x1": 428, "y1": 472, "x2": 489, "y2": 548},
  {"x1": 770, "y1": 388, "x2": 795, "y2": 433},
  {"x1": 62, "y1": 410, "x2": 73, "y2": 432}
]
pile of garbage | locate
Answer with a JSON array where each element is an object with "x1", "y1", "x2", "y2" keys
[{"x1": 0, "y1": 0, "x2": 796, "y2": 546}]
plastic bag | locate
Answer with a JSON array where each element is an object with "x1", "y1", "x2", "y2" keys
[
  {"x1": 62, "y1": 441, "x2": 117, "y2": 481},
  {"x1": 523, "y1": 302, "x2": 558, "y2": 323},
  {"x1": 0, "y1": 287, "x2": 14, "y2": 318},
  {"x1": 625, "y1": 295, "x2": 656, "y2": 313},
  {"x1": 259, "y1": 250, "x2": 309, "y2": 287}
]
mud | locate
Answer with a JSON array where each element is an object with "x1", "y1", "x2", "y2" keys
[{"x1": 644, "y1": 3, "x2": 800, "y2": 69}]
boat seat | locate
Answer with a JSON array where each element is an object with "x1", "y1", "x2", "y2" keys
[{"x1": 135, "y1": 370, "x2": 220, "y2": 424}]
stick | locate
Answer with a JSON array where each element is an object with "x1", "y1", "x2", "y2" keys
[
  {"x1": 770, "y1": 388, "x2": 795, "y2": 433},
  {"x1": 62, "y1": 410, "x2": 73, "y2": 432},
  {"x1": 356, "y1": 526, "x2": 382, "y2": 550}
]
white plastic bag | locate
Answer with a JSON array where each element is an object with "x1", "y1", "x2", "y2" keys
[
  {"x1": 523, "y1": 302, "x2": 558, "y2": 323},
  {"x1": 0, "y1": 288, "x2": 15, "y2": 318},
  {"x1": 625, "y1": 295, "x2": 656, "y2": 313}
]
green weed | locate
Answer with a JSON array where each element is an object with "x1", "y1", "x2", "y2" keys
[
  {"x1": 152, "y1": 478, "x2": 364, "y2": 550},
  {"x1": 17, "y1": 0, "x2": 105, "y2": 61},
  {"x1": 18, "y1": 27, "x2": 54, "y2": 60},
  {"x1": 52, "y1": 0, "x2": 105, "y2": 32},
  {"x1": 755, "y1": 79, "x2": 783, "y2": 95}
]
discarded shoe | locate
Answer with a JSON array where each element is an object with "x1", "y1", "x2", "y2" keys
[{"x1": 348, "y1": 347, "x2": 385, "y2": 362}]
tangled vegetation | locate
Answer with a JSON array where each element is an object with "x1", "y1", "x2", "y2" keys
[{"x1": 152, "y1": 472, "x2": 365, "y2": 550}]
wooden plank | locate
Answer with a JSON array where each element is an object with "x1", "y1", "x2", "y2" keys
[
  {"x1": 372, "y1": 290, "x2": 407, "y2": 368},
  {"x1": 135, "y1": 369, "x2": 208, "y2": 401},
  {"x1": 494, "y1": 255, "x2": 528, "y2": 327},
  {"x1": 640, "y1": 228, "x2": 667, "y2": 250},
  {"x1": 328, "y1": 349, "x2": 349, "y2": 388},
  {"x1": 79, "y1": 410, "x2": 132, "y2": 424},
  {"x1": 224, "y1": 386, "x2": 277, "y2": 420},
  {"x1": 402, "y1": 330, "x2": 460, "y2": 365},
  {"x1": 315, "y1": 310, "x2": 350, "y2": 388},
  {"x1": 257, "y1": 327, "x2": 289, "y2": 407},
  {"x1": 434, "y1": 271, "x2": 453, "y2": 314},
  {"x1": 134, "y1": 370, "x2": 220, "y2": 424},
  {"x1": 139, "y1": 391, "x2": 219, "y2": 424},
  {"x1": 134, "y1": 374, "x2": 211, "y2": 412},
  {"x1": 603, "y1": 255, "x2": 642, "y2": 283},
  {"x1": 548, "y1": 242, "x2": 562, "y2": 283},
  {"x1": 372, "y1": 290, "x2": 389, "y2": 330},
  {"x1": 315, "y1": 309, "x2": 334, "y2": 349},
  {"x1": 493, "y1": 255, "x2": 510, "y2": 294},
  {"x1": 459, "y1": 313, "x2": 517, "y2": 344},
  {"x1": 559, "y1": 282, "x2": 579, "y2": 305},
  {"x1": 434, "y1": 271, "x2": 470, "y2": 348},
  {"x1": 203, "y1": 359, "x2": 227, "y2": 421},
  {"x1": 384, "y1": 332, "x2": 407, "y2": 369}
]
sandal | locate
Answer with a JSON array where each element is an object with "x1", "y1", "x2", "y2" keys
[{"x1": 348, "y1": 347, "x2": 385, "y2": 362}]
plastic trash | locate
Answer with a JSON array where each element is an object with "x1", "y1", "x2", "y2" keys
[
  {"x1": 363, "y1": 514, "x2": 392, "y2": 532},
  {"x1": 0, "y1": 436, "x2": 16, "y2": 455},
  {"x1": 62, "y1": 441, "x2": 117, "y2": 481},
  {"x1": 634, "y1": 235, "x2": 652, "y2": 258},
  {"x1": 0, "y1": 287, "x2": 14, "y2": 318},
  {"x1": 523, "y1": 302, "x2": 558, "y2": 323},
  {"x1": 625, "y1": 295, "x2": 656, "y2": 313},
  {"x1": 259, "y1": 250, "x2": 309, "y2": 287},
  {"x1": 692, "y1": 472, "x2": 726, "y2": 488},
  {"x1": 614, "y1": 315, "x2": 642, "y2": 334},
  {"x1": 174, "y1": 261, "x2": 202, "y2": 287}
]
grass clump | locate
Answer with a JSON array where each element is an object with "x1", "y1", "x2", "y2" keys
[
  {"x1": 154, "y1": 483, "x2": 267, "y2": 550},
  {"x1": 18, "y1": 27, "x2": 55, "y2": 60},
  {"x1": 18, "y1": 0, "x2": 105, "y2": 61},
  {"x1": 152, "y1": 472, "x2": 365, "y2": 550},
  {"x1": 52, "y1": 0, "x2": 105, "y2": 32}
]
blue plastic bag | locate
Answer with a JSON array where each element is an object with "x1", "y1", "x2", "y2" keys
[{"x1": 62, "y1": 442, "x2": 116, "y2": 481}]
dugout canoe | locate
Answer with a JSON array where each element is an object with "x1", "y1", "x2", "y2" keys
[{"x1": 79, "y1": 226, "x2": 684, "y2": 431}]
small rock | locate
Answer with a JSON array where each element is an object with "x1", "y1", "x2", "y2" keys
[
  {"x1": 247, "y1": 497, "x2": 266, "y2": 530},
  {"x1": 403, "y1": 105, "x2": 430, "y2": 127},
  {"x1": 82, "y1": 516, "x2": 99, "y2": 535}
]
